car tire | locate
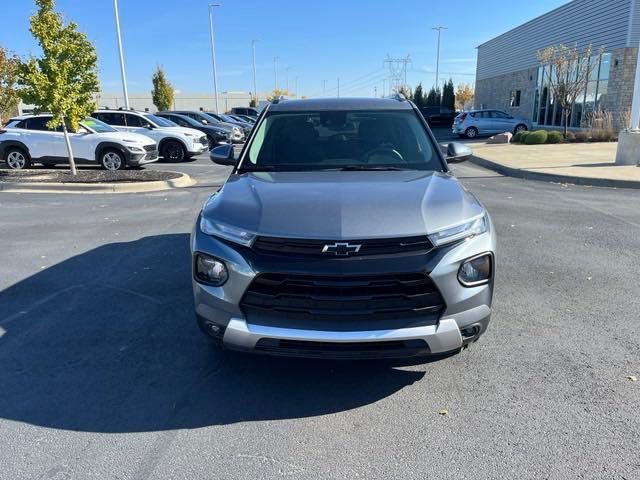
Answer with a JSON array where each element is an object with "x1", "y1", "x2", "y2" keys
[
  {"x1": 465, "y1": 127, "x2": 478, "y2": 139},
  {"x1": 5, "y1": 147, "x2": 31, "y2": 170},
  {"x1": 99, "y1": 148, "x2": 126, "y2": 171},
  {"x1": 514, "y1": 124, "x2": 528, "y2": 134},
  {"x1": 162, "y1": 141, "x2": 186, "y2": 162}
]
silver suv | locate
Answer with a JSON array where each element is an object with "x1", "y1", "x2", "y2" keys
[
  {"x1": 452, "y1": 109, "x2": 531, "y2": 139},
  {"x1": 192, "y1": 97, "x2": 496, "y2": 360}
]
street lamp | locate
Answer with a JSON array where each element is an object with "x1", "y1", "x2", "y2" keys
[
  {"x1": 112, "y1": 0, "x2": 129, "y2": 109},
  {"x1": 432, "y1": 25, "x2": 447, "y2": 90},
  {"x1": 251, "y1": 40, "x2": 258, "y2": 105},
  {"x1": 285, "y1": 66, "x2": 293, "y2": 93},
  {"x1": 273, "y1": 57, "x2": 279, "y2": 90},
  {"x1": 208, "y1": 4, "x2": 221, "y2": 113}
]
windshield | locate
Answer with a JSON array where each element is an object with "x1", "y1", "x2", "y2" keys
[
  {"x1": 198, "y1": 112, "x2": 223, "y2": 124},
  {"x1": 144, "y1": 114, "x2": 176, "y2": 127},
  {"x1": 80, "y1": 117, "x2": 117, "y2": 133},
  {"x1": 240, "y1": 110, "x2": 442, "y2": 172},
  {"x1": 221, "y1": 114, "x2": 240, "y2": 123},
  {"x1": 170, "y1": 114, "x2": 201, "y2": 127}
]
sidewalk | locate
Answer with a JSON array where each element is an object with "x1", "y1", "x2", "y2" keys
[{"x1": 469, "y1": 142, "x2": 640, "y2": 189}]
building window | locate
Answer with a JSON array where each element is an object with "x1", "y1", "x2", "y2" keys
[{"x1": 510, "y1": 90, "x2": 521, "y2": 107}]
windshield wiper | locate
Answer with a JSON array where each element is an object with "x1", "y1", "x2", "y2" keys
[{"x1": 327, "y1": 165, "x2": 409, "y2": 171}]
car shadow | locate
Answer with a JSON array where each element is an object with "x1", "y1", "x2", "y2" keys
[{"x1": 0, "y1": 234, "x2": 428, "y2": 433}]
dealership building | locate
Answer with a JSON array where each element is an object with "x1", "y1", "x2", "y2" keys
[{"x1": 475, "y1": 0, "x2": 640, "y2": 130}]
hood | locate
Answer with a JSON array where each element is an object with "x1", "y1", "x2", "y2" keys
[
  {"x1": 202, "y1": 171, "x2": 485, "y2": 239},
  {"x1": 154, "y1": 126, "x2": 204, "y2": 137},
  {"x1": 99, "y1": 131, "x2": 155, "y2": 145}
]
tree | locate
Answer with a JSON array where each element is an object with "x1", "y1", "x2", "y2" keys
[
  {"x1": 0, "y1": 46, "x2": 20, "y2": 126},
  {"x1": 266, "y1": 88, "x2": 290, "y2": 102},
  {"x1": 425, "y1": 86, "x2": 441, "y2": 107},
  {"x1": 537, "y1": 43, "x2": 602, "y2": 138},
  {"x1": 18, "y1": 0, "x2": 99, "y2": 174},
  {"x1": 151, "y1": 65, "x2": 174, "y2": 111},
  {"x1": 441, "y1": 79, "x2": 455, "y2": 110},
  {"x1": 412, "y1": 83, "x2": 425, "y2": 108},
  {"x1": 398, "y1": 85, "x2": 412, "y2": 100},
  {"x1": 455, "y1": 83, "x2": 474, "y2": 111}
]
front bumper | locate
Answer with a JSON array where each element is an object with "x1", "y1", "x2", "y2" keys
[
  {"x1": 129, "y1": 148, "x2": 159, "y2": 166},
  {"x1": 188, "y1": 140, "x2": 209, "y2": 155},
  {"x1": 192, "y1": 216, "x2": 495, "y2": 359}
]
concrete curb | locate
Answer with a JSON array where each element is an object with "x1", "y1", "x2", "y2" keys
[
  {"x1": 470, "y1": 155, "x2": 640, "y2": 189},
  {"x1": 0, "y1": 172, "x2": 195, "y2": 194}
]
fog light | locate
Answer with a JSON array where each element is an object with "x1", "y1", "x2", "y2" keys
[
  {"x1": 458, "y1": 253, "x2": 492, "y2": 286},
  {"x1": 195, "y1": 253, "x2": 228, "y2": 286}
]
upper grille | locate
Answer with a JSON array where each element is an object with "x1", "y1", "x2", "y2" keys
[
  {"x1": 240, "y1": 272, "x2": 445, "y2": 329},
  {"x1": 252, "y1": 235, "x2": 433, "y2": 257}
]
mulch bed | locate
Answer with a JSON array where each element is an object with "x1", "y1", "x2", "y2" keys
[{"x1": 0, "y1": 169, "x2": 182, "y2": 184}]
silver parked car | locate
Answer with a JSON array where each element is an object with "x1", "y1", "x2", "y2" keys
[
  {"x1": 192, "y1": 97, "x2": 496, "y2": 360},
  {"x1": 452, "y1": 109, "x2": 531, "y2": 139}
]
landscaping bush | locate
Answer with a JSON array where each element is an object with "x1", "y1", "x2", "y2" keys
[
  {"x1": 524, "y1": 130, "x2": 548, "y2": 145},
  {"x1": 546, "y1": 131, "x2": 563, "y2": 144},
  {"x1": 574, "y1": 131, "x2": 591, "y2": 142},
  {"x1": 512, "y1": 131, "x2": 524, "y2": 143},
  {"x1": 565, "y1": 131, "x2": 576, "y2": 142}
]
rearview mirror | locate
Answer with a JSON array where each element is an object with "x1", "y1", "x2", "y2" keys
[
  {"x1": 446, "y1": 142, "x2": 473, "y2": 163},
  {"x1": 209, "y1": 144, "x2": 236, "y2": 166}
]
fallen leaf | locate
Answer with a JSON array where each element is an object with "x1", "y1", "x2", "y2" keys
[
  {"x1": 587, "y1": 277, "x2": 592, "y2": 280},
  {"x1": 438, "y1": 409, "x2": 449, "y2": 416},
  {"x1": 627, "y1": 375, "x2": 637, "y2": 382}
]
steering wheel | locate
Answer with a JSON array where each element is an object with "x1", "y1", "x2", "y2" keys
[{"x1": 361, "y1": 145, "x2": 405, "y2": 163}]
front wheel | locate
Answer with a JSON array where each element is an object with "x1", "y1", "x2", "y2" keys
[
  {"x1": 514, "y1": 124, "x2": 528, "y2": 134},
  {"x1": 162, "y1": 141, "x2": 186, "y2": 162},
  {"x1": 5, "y1": 148, "x2": 31, "y2": 169},
  {"x1": 465, "y1": 127, "x2": 478, "y2": 139},
  {"x1": 100, "y1": 149, "x2": 126, "y2": 170}
]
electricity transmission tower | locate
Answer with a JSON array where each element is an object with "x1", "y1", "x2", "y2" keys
[{"x1": 383, "y1": 55, "x2": 411, "y2": 95}]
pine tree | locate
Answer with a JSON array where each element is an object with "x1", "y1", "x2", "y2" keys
[
  {"x1": 441, "y1": 79, "x2": 455, "y2": 110},
  {"x1": 151, "y1": 65, "x2": 174, "y2": 111},
  {"x1": 426, "y1": 86, "x2": 441, "y2": 107},
  {"x1": 413, "y1": 83, "x2": 425, "y2": 108}
]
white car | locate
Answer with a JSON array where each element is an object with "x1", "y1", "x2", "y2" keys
[
  {"x1": 92, "y1": 109, "x2": 209, "y2": 161},
  {"x1": 0, "y1": 115, "x2": 158, "y2": 170}
]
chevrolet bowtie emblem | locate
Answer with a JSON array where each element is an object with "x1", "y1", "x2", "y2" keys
[{"x1": 321, "y1": 242, "x2": 362, "y2": 256}]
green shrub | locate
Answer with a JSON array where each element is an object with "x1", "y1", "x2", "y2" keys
[
  {"x1": 546, "y1": 131, "x2": 563, "y2": 144},
  {"x1": 512, "y1": 131, "x2": 524, "y2": 143},
  {"x1": 524, "y1": 130, "x2": 548, "y2": 145}
]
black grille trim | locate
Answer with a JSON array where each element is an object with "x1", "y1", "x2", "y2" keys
[
  {"x1": 254, "y1": 338, "x2": 430, "y2": 359},
  {"x1": 252, "y1": 235, "x2": 434, "y2": 257},
  {"x1": 240, "y1": 272, "x2": 446, "y2": 330},
  {"x1": 143, "y1": 145, "x2": 156, "y2": 152}
]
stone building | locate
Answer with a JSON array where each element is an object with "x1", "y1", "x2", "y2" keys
[{"x1": 475, "y1": 0, "x2": 640, "y2": 130}]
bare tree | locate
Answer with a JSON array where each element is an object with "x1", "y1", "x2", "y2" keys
[{"x1": 537, "y1": 43, "x2": 603, "y2": 138}]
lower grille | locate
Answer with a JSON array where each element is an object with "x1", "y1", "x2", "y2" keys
[
  {"x1": 240, "y1": 272, "x2": 445, "y2": 329},
  {"x1": 143, "y1": 144, "x2": 156, "y2": 152},
  {"x1": 254, "y1": 338, "x2": 430, "y2": 359}
]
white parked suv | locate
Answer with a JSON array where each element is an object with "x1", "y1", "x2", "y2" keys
[
  {"x1": 92, "y1": 109, "x2": 209, "y2": 161},
  {"x1": 0, "y1": 115, "x2": 158, "y2": 170}
]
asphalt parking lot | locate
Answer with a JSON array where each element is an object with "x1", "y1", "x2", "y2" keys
[{"x1": 1, "y1": 134, "x2": 639, "y2": 479}]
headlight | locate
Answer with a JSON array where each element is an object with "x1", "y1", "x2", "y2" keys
[
  {"x1": 127, "y1": 146, "x2": 144, "y2": 152},
  {"x1": 200, "y1": 216, "x2": 256, "y2": 246},
  {"x1": 428, "y1": 214, "x2": 487, "y2": 247},
  {"x1": 458, "y1": 253, "x2": 493, "y2": 286},
  {"x1": 194, "y1": 253, "x2": 228, "y2": 286},
  {"x1": 232, "y1": 127, "x2": 240, "y2": 134}
]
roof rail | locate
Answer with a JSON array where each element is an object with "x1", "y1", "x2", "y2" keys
[{"x1": 386, "y1": 93, "x2": 407, "y2": 102}]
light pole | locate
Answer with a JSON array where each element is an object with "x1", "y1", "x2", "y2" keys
[
  {"x1": 208, "y1": 4, "x2": 221, "y2": 113},
  {"x1": 112, "y1": 0, "x2": 129, "y2": 109},
  {"x1": 273, "y1": 57, "x2": 279, "y2": 90},
  {"x1": 432, "y1": 25, "x2": 447, "y2": 90},
  {"x1": 322, "y1": 80, "x2": 327, "y2": 97},
  {"x1": 251, "y1": 40, "x2": 258, "y2": 104},
  {"x1": 337, "y1": 77, "x2": 340, "y2": 98},
  {"x1": 295, "y1": 76, "x2": 299, "y2": 97}
]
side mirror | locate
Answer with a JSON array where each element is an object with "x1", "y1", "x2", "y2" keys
[
  {"x1": 446, "y1": 142, "x2": 473, "y2": 163},
  {"x1": 201, "y1": 119, "x2": 208, "y2": 125},
  {"x1": 209, "y1": 144, "x2": 236, "y2": 166},
  {"x1": 143, "y1": 123, "x2": 153, "y2": 129}
]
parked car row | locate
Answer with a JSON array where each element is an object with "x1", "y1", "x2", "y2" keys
[{"x1": 0, "y1": 107, "x2": 258, "y2": 170}]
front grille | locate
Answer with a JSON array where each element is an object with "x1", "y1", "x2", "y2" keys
[
  {"x1": 240, "y1": 272, "x2": 445, "y2": 327},
  {"x1": 143, "y1": 145, "x2": 156, "y2": 152},
  {"x1": 199, "y1": 136, "x2": 208, "y2": 145},
  {"x1": 252, "y1": 235, "x2": 433, "y2": 257}
]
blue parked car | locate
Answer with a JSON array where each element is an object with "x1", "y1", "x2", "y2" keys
[{"x1": 452, "y1": 110, "x2": 531, "y2": 139}]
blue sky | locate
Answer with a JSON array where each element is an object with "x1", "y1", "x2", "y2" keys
[{"x1": 0, "y1": 0, "x2": 568, "y2": 97}]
